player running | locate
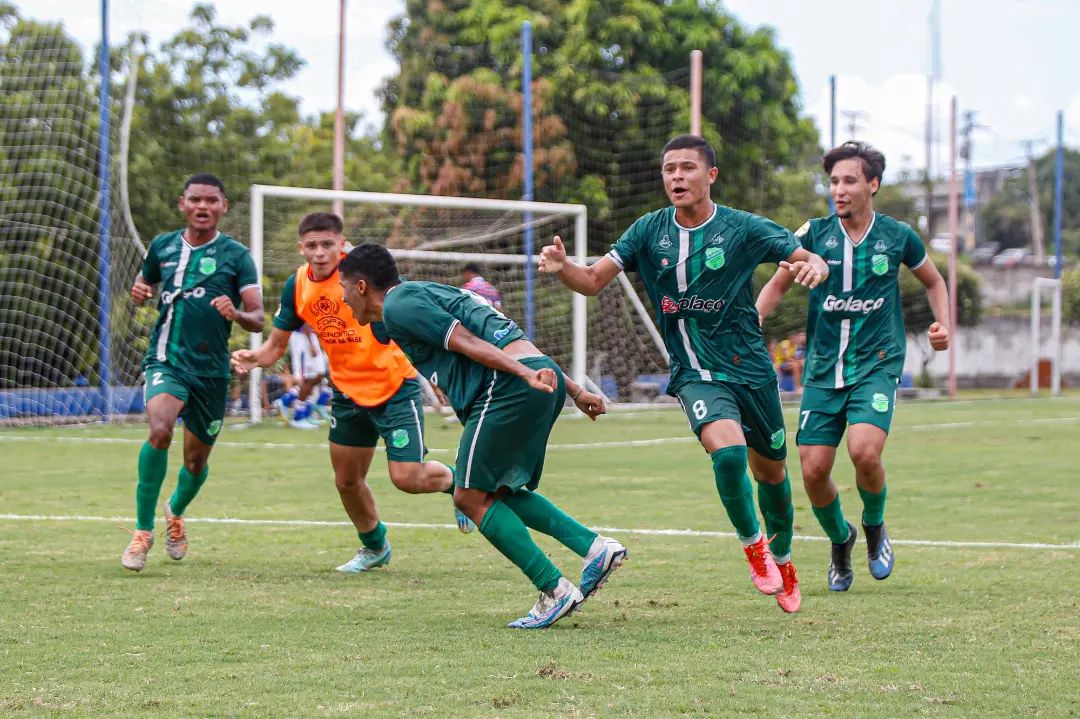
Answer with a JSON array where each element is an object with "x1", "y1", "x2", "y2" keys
[
  {"x1": 122, "y1": 173, "x2": 264, "y2": 572},
  {"x1": 231, "y1": 212, "x2": 473, "y2": 575},
  {"x1": 337, "y1": 243, "x2": 626, "y2": 629},
  {"x1": 757, "y1": 141, "x2": 949, "y2": 591},
  {"x1": 540, "y1": 134, "x2": 829, "y2": 613}
]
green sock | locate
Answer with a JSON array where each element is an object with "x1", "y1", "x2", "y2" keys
[
  {"x1": 169, "y1": 465, "x2": 208, "y2": 517},
  {"x1": 757, "y1": 473, "x2": 794, "y2": 559},
  {"x1": 711, "y1": 446, "x2": 760, "y2": 540},
  {"x1": 502, "y1": 490, "x2": 597, "y2": 557},
  {"x1": 859, "y1": 483, "x2": 887, "y2": 526},
  {"x1": 812, "y1": 495, "x2": 851, "y2": 544},
  {"x1": 359, "y1": 521, "x2": 387, "y2": 551},
  {"x1": 479, "y1": 500, "x2": 562, "y2": 592},
  {"x1": 442, "y1": 465, "x2": 456, "y2": 494},
  {"x1": 136, "y1": 441, "x2": 169, "y2": 531}
]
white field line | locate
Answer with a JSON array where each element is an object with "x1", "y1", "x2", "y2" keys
[
  {"x1": 0, "y1": 513, "x2": 1076, "y2": 551},
  {"x1": 2, "y1": 415, "x2": 1076, "y2": 452}
]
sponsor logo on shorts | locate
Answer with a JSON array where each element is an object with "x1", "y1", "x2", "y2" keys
[
  {"x1": 390, "y1": 428, "x2": 410, "y2": 448},
  {"x1": 661, "y1": 295, "x2": 725, "y2": 314},
  {"x1": 198, "y1": 256, "x2": 217, "y2": 275},
  {"x1": 871, "y1": 254, "x2": 889, "y2": 276},
  {"x1": 207, "y1": 420, "x2": 222, "y2": 436},
  {"x1": 822, "y1": 294, "x2": 885, "y2": 315},
  {"x1": 770, "y1": 428, "x2": 785, "y2": 450},
  {"x1": 704, "y1": 246, "x2": 725, "y2": 270},
  {"x1": 871, "y1": 393, "x2": 890, "y2": 413}
]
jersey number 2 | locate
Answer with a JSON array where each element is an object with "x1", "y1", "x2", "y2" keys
[{"x1": 151, "y1": 371, "x2": 164, "y2": 386}]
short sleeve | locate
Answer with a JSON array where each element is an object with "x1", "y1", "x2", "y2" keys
[
  {"x1": 901, "y1": 224, "x2": 929, "y2": 269},
  {"x1": 383, "y1": 285, "x2": 459, "y2": 349},
  {"x1": 746, "y1": 213, "x2": 800, "y2": 264},
  {"x1": 272, "y1": 274, "x2": 304, "y2": 332},
  {"x1": 140, "y1": 238, "x2": 161, "y2": 284},
  {"x1": 608, "y1": 217, "x2": 646, "y2": 272},
  {"x1": 237, "y1": 250, "x2": 260, "y2": 294},
  {"x1": 794, "y1": 220, "x2": 812, "y2": 252}
]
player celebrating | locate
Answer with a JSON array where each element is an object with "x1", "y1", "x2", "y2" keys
[
  {"x1": 540, "y1": 134, "x2": 829, "y2": 613},
  {"x1": 122, "y1": 173, "x2": 264, "y2": 572},
  {"x1": 337, "y1": 243, "x2": 626, "y2": 629},
  {"x1": 231, "y1": 213, "x2": 473, "y2": 575},
  {"x1": 757, "y1": 141, "x2": 949, "y2": 591}
]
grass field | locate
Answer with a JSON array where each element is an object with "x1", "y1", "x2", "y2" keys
[{"x1": 2, "y1": 395, "x2": 1079, "y2": 718}]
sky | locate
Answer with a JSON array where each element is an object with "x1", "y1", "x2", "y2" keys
[{"x1": 25, "y1": 0, "x2": 1080, "y2": 181}]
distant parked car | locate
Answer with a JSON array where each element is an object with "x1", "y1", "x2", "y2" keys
[
  {"x1": 991, "y1": 247, "x2": 1028, "y2": 268},
  {"x1": 929, "y1": 235, "x2": 953, "y2": 253},
  {"x1": 970, "y1": 244, "x2": 1000, "y2": 265}
]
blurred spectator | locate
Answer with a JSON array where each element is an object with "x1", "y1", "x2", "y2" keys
[
  {"x1": 462, "y1": 262, "x2": 502, "y2": 309},
  {"x1": 773, "y1": 332, "x2": 804, "y2": 395}
]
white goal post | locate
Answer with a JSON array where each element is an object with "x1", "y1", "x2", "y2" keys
[
  {"x1": 1030, "y1": 277, "x2": 1062, "y2": 396},
  {"x1": 247, "y1": 184, "x2": 668, "y2": 424}
]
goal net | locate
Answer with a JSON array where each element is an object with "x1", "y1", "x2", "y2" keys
[{"x1": 247, "y1": 185, "x2": 669, "y2": 422}]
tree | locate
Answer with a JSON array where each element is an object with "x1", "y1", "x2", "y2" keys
[
  {"x1": 900, "y1": 259, "x2": 981, "y2": 383},
  {"x1": 1062, "y1": 264, "x2": 1080, "y2": 325},
  {"x1": 981, "y1": 149, "x2": 1080, "y2": 257}
]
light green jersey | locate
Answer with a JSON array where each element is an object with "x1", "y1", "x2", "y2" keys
[
  {"x1": 798, "y1": 213, "x2": 928, "y2": 389},
  {"x1": 141, "y1": 230, "x2": 260, "y2": 378},
  {"x1": 609, "y1": 203, "x2": 800, "y2": 391}
]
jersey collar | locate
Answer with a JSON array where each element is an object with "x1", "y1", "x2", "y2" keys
[
  {"x1": 181, "y1": 230, "x2": 220, "y2": 249},
  {"x1": 672, "y1": 203, "x2": 718, "y2": 231},
  {"x1": 837, "y1": 212, "x2": 876, "y2": 247}
]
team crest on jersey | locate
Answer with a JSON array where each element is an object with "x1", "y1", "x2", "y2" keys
[
  {"x1": 198, "y1": 257, "x2": 216, "y2": 275},
  {"x1": 871, "y1": 393, "x2": 890, "y2": 413},
  {"x1": 312, "y1": 296, "x2": 338, "y2": 316},
  {"x1": 826, "y1": 236, "x2": 839, "y2": 248},
  {"x1": 705, "y1": 246, "x2": 725, "y2": 270},
  {"x1": 659, "y1": 235, "x2": 672, "y2": 249},
  {"x1": 871, "y1": 254, "x2": 889, "y2": 276}
]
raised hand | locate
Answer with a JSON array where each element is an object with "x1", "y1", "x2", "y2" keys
[{"x1": 539, "y1": 235, "x2": 567, "y2": 273}]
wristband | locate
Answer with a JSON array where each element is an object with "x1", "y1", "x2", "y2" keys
[{"x1": 569, "y1": 387, "x2": 583, "y2": 401}]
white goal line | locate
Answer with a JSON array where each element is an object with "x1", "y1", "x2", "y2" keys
[{"x1": 0, "y1": 513, "x2": 1076, "y2": 550}]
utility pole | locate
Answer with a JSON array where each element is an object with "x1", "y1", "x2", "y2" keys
[
  {"x1": 1021, "y1": 139, "x2": 1045, "y2": 263},
  {"x1": 958, "y1": 110, "x2": 984, "y2": 251},
  {"x1": 840, "y1": 110, "x2": 867, "y2": 140}
]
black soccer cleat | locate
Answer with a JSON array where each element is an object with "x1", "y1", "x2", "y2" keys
[
  {"x1": 863, "y1": 521, "x2": 894, "y2": 580},
  {"x1": 827, "y1": 521, "x2": 858, "y2": 592}
]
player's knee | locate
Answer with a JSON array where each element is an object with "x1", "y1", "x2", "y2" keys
[
  {"x1": 334, "y1": 471, "x2": 364, "y2": 492},
  {"x1": 184, "y1": 457, "x2": 207, "y2": 477},
  {"x1": 848, "y1": 444, "x2": 883, "y2": 473},
  {"x1": 147, "y1": 424, "x2": 174, "y2": 449},
  {"x1": 387, "y1": 463, "x2": 425, "y2": 494},
  {"x1": 452, "y1": 487, "x2": 486, "y2": 517}
]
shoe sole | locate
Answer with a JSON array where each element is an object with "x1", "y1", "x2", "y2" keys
[
  {"x1": 508, "y1": 593, "x2": 584, "y2": 629},
  {"x1": 581, "y1": 548, "x2": 628, "y2": 602}
]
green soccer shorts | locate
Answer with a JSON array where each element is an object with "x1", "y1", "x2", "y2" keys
[
  {"x1": 453, "y1": 355, "x2": 565, "y2": 493},
  {"x1": 675, "y1": 379, "x2": 788, "y2": 461},
  {"x1": 143, "y1": 361, "x2": 228, "y2": 446},
  {"x1": 328, "y1": 378, "x2": 427, "y2": 462},
  {"x1": 797, "y1": 370, "x2": 900, "y2": 447}
]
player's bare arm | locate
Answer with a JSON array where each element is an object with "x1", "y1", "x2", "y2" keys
[
  {"x1": 756, "y1": 267, "x2": 797, "y2": 321},
  {"x1": 778, "y1": 248, "x2": 829, "y2": 288},
  {"x1": 131, "y1": 274, "x2": 154, "y2": 304},
  {"x1": 562, "y1": 374, "x2": 606, "y2": 420},
  {"x1": 912, "y1": 260, "x2": 950, "y2": 351},
  {"x1": 539, "y1": 235, "x2": 621, "y2": 296},
  {"x1": 231, "y1": 327, "x2": 291, "y2": 374},
  {"x1": 445, "y1": 324, "x2": 555, "y2": 393},
  {"x1": 211, "y1": 286, "x2": 263, "y2": 332}
]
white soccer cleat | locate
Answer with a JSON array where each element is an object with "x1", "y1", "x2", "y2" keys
[
  {"x1": 507, "y1": 577, "x2": 583, "y2": 629},
  {"x1": 579, "y1": 536, "x2": 627, "y2": 601}
]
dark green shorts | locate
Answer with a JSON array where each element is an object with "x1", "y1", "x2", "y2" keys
[
  {"x1": 797, "y1": 371, "x2": 899, "y2": 447},
  {"x1": 143, "y1": 361, "x2": 228, "y2": 446},
  {"x1": 454, "y1": 355, "x2": 565, "y2": 493},
  {"x1": 675, "y1": 380, "x2": 788, "y2": 461},
  {"x1": 328, "y1": 378, "x2": 427, "y2": 462}
]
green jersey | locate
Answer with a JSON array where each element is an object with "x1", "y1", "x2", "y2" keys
[
  {"x1": 380, "y1": 280, "x2": 526, "y2": 417},
  {"x1": 797, "y1": 213, "x2": 928, "y2": 389},
  {"x1": 609, "y1": 203, "x2": 799, "y2": 391},
  {"x1": 140, "y1": 230, "x2": 260, "y2": 378}
]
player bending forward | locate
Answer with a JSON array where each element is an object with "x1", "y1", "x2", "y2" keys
[{"x1": 338, "y1": 243, "x2": 627, "y2": 629}]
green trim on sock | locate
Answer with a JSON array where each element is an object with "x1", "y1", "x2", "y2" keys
[
  {"x1": 359, "y1": 521, "x2": 387, "y2": 551},
  {"x1": 757, "y1": 473, "x2": 794, "y2": 558},
  {"x1": 479, "y1": 501, "x2": 562, "y2": 592},
  {"x1": 136, "y1": 442, "x2": 169, "y2": 531},
  {"x1": 169, "y1": 465, "x2": 208, "y2": 517},
  {"x1": 502, "y1": 490, "x2": 597, "y2": 557},
  {"x1": 710, "y1": 446, "x2": 760, "y2": 540},
  {"x1": 442, "y1": 465, "x2": 457, "y2": 494},
  {"x1": 812, "y1": 496, "x2": 850, "y2": 544},
  {"x1": 858, "y1": 483, "x2": 887, "y2": 527}
]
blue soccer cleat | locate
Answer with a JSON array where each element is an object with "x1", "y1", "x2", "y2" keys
[
  {"x1": 863, "y1": 522, "x2": 895, "y2": 580},
  {"x1": 336, "y1": 542, "x2": 391, "y2": 573},
  {"x1": 579, "y1": 536, "x2": 627, "y2": 600},
  {"x1": 454, "y1": 506, "x2": 475, "y2": 534},
  {"x1": 507, "y1": 578, "x2": 583, "y2": 629},
  {"x1": 828, "y1": 521, "x2": 858, "y2": 592}
]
